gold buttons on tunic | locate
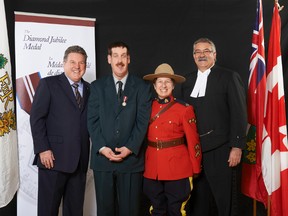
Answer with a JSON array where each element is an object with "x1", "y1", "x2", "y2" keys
[{"x1": 188, "y1": 118, "x2": 196, "y2": 124}]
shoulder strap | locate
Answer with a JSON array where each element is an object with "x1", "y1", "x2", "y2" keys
[{"x1": 149, "y1": 101, "x2": 176, "y2": 124}]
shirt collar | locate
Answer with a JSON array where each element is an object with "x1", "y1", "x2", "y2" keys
[
  {"x1": 113, "y1": 73, "x2": 128, "y2": 87},
  {"x1": 197, "y1": 68, "x2": 211, "y2": 76},
  {"x1": 197, "y1": 64, "x2": 214, "y2": 76},
  {"x1": 65, "y1": 75, "x2": 82, "y2": 86},
  {"x1": 155, "y1": 96, "x2": 172, "y2": 104}
]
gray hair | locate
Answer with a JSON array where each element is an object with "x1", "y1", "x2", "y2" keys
[{"x1": 193, "y1": 38, "x2": 216, "y2": 52}]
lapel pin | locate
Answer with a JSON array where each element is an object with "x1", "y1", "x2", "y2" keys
[{"x1": 122, "y1": 96, "x2": 128, "y2": 106}]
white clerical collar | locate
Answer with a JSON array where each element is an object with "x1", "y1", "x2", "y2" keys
[{"x1": 190, "y1": 68, "x2": 211, "y2": 98}]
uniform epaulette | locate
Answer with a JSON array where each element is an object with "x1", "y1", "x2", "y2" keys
[{"x1": 174, "y1": 98, "x2": 189, "y2": 107}]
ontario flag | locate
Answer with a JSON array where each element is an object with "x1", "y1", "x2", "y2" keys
[
  {"x1": 261, "y1": 3, "x2": 288, "y2": 216},
  {"x1": 241, "y1": 0, "x2": 268, "y2": 205}
]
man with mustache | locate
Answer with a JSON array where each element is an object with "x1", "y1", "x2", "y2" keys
[
  {"x1": 87, "y1": 41, "x2": 152, "y2": 216},
  {"x1": 180, "y1": 38, "x2": 247, "y2": 216}
]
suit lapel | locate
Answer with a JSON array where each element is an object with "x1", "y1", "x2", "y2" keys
[
  {"x1": 189, "y1": 72, "x2": 197, "y2": 92},
  {"x1": 205, "y1": 66, "x2": 219, "y2": 97},
  {"x1": 200, "y1": 66, "x2": 221, "y2": 115},
  {"x1": 80, "y1": 80, "x2": 89, "y2": 112},
  {"x1": 118, "y1": 74, "x2": 135, "y2": 114},
  {"x1": 121, "y1": 75, "x2": 135, "y2": 108},
  {"x1": 105, "y1": 74, "x2": 135, "y2": 117},
  {"x1": 104, "y1": 76, "x2": 119, "y2": 115}
]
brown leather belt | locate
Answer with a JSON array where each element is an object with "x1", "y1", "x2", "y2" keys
[{"x1": 148, "y1": 137, "x2": 185, "y2": 150}]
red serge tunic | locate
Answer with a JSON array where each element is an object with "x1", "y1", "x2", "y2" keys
[{"x1": 143, "y1": 97, "x2": 202, "y2": 180}]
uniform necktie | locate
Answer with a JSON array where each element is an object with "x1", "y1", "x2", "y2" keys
[
  {"x1": 117, "y1": 81, "x2": 123, "y2": 101},
  {"x1": 72, "y1": 83, "x2": 82, "y2": 108}
]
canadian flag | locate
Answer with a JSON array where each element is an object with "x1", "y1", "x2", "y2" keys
[{"x1": 261, "y1": 3, "x2": 288, "y2": 216}]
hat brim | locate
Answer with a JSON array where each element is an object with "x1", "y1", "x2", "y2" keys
[{"x1": 143, "y1": 73, "x2": 186, "y2": 83}]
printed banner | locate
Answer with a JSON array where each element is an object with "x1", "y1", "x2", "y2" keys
[{"x1": 14, "y1": 11, "x2": 96, "y2": 216}]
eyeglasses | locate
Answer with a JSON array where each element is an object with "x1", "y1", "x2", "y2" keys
[{"x1": 193, "y1": 50, "x2": 214, "y2": 56}]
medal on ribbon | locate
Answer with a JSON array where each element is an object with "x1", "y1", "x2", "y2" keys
[{"x1": 122, "y1": 96, "x2": 128, "y2": 106}]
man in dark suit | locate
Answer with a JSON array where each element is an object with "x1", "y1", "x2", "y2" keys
[
  {"x1": 30, "y1": 45, "x2": 90, "y2": 216},
  {"x1": 87, "y1": 41, "x2": 152, "y2": 216},
  {"x1": 181, "y1": 38, "x2": 247, "y2": 216}
]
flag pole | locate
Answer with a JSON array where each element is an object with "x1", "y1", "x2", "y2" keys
[
  {"x1": 267, "y1": 196, "x2": 270, "y2": 216},
  {"x1": 275, "y1": 0, "x2": 284, "y2": 11},
  {"x1": 253, "y1": 199, "x2": 257, "y2": 216}
]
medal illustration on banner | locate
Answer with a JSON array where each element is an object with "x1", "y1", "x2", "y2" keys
[{"x1": 122, "y1": 96, "x2": 128, "y2": 106}]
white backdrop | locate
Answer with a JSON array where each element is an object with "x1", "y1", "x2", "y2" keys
[{"x1": 14, "y1": 12, "x2": 97, "y2": 216}]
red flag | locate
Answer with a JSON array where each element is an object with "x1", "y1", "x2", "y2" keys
[
  {"x1": 262, "y1": 3, "x2": 288, "y2": 216},
  {"x1": 241, "y1": 0, "x2": 268, "y2": 205}
]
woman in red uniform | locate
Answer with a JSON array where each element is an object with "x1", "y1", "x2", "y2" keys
[{"x1": 143, "y1": 63, "x2": 202, "y2": 216}]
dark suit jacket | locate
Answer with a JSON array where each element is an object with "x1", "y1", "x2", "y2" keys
[
  {"x1": 30, "y1": 73, "x2": 90, "y2": 173},
  {"x1": 87, "y1": 73, "x2": 152, "y2": 173},
  {"x1": 181, "y1": 65, "x2": 247, "y2": 152}
]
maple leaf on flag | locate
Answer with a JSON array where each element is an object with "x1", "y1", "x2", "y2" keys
[{"x1": 261, "y1": 3, "x2": 288, "y2": 216}]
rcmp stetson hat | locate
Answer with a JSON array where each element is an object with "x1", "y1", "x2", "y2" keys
[{"x1": 143, "y1": 63, "x2": 186, "y2": 83}]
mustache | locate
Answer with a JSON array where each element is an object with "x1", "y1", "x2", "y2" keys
[
  {"x1": 116, "y1": 62, "x2": 125, "y2": 67},
  {"x1": 198, "y1": 57, "x2": 207, "y2": 61}
]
